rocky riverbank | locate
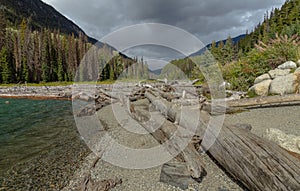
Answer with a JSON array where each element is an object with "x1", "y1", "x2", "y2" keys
[
  {"x1": 2, "y1": 83, "x2": 299, "y2": 190},
  {"x1": 0, "y1": 83, "x2": 142, "y2": 100},
  {"x1": 249, "y1": 61, "x2": 300, "y2": 96},
  {"x1": 0, "y1": 85, "x2": 73, "y2": 100}
]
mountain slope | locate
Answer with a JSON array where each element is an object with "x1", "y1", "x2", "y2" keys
[
  {"x1": 190, "y1": 34, "x2": 246, "y2": 57},
  {"x1": 0, "y1": 0, "x2": 96, "y2": 42}
]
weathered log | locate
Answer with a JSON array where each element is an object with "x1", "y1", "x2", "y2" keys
[
  {"x1": 130, "y1": 102, "x2": 205, "y2": 179},
  {"x1": 151, "y1": 88, "x2": 181, "y2": 101},
  {"x1": 98, "y1": 89, "x2": 118, "y2": 100},
  {"x1": 145, "y1": 91, "x2": 300, "y2": 191},
  {"x1": 226, "y1": 94, "x2": 300, "y2": 109},
  {"x1": 202, "y1": 102, "x2": 247, "y2": 115},
  {"x1": 128, "y1": 95, "x2": 145, "y2": 102}
]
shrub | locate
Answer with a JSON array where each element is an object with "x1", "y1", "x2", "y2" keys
[
  {"x1": 251, "y1": 34, "x2": 299, "y2": 68},
  {"x1": 222, "y1": 61, "x2": 256, "y2": 91},
  {"x1": 222, "y1": 34, "x2": 300, "y2": 91}
]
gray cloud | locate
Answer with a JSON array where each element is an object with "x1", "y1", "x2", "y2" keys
[
  {"x1": 43, "y1": 0, "x2": 284, "y2": 43},
  {"x1": 42, "y1": 0, "x2": 285, "y2": 68}
]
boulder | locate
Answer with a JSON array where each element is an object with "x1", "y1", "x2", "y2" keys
[
  {"x1": 249, "y1": 80, "x2": 272, "y2": 96},
  {"x1": 269, "y1": 73, "x2": 297, "y2": 95},
  {"x1": 278, "y1": 61, "x2": 297, "y2": 70},
  {"x1": 234, "y1": 123, "x2": 252, "y2": 131},
  {"x1": 263, "y1": 128, "x2": 300, "y2": 154},
  {"x1": 254, "y1": 73, "x2": 271, "y2": 84},
  {"x1": 268, "y1": 69, "x2": 290, "y2": 79}
]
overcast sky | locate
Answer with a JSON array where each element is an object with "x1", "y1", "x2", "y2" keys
[{"x1": 42, "y1": 0, "x2": 285, "y2": 69}]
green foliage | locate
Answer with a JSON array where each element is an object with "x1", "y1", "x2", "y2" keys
[
  {"x1": 57, "y1": 57, "x2": 64, "y2": 81},
  {"x1": 251, "y1": 34, "x2": 299, "y2": 69},
  {"x1": 160, "y1": 57, "x2": 197, "y2": 80},
  {"x1": 222, "y1": 34, "x2": 300, "y2": 91},
  {"x1": 0, "y1": 47, "x2": 12, "y2": 83},
  {"x1": 208, "y1": 0, "x2": 300, "y2": 91},
  {"x1": 237, "y1": 0, "x2": 300, "y2": 53},
  {"x1": 281, "y1": 21, "x2": 300, "y2": 37},
  {"x1": 41, "y1": 61, "x2": 49, "y2": 82},
  {"x1": 222, "y1": 61, "x2": 256, "y2": 91}
]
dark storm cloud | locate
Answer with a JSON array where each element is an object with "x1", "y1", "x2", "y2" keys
[
  {"x1": 42, "y1": 0, "x2": 285, "y2": 69},
  {"x1": 43, "y1": 0, "x2": 284, "y2": 44}
]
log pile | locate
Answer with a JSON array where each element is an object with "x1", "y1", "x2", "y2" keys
[
  {"x1": 74, "y1": 90, "x2": 119, "y2": 117},
  {"x1": 76, "y1": 82, "x2": 300, "y2": 190},
  {"x1": 127, "y1": 84, "x2": 300, "y2": 191}
]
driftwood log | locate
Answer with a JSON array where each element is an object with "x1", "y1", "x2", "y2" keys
[
  {"x1": 226, "y1": 94, "x2": 300, "y2": 108},
  {"x1": 145, "y1": 91, "x2": 300, "y2": 191},
  {"x1": 129, "y1": 102, "x2": 205, "y2": 179}
]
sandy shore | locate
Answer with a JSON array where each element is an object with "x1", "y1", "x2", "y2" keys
[{"x1": 225, "y1": 105, "x2": 300, "y2": 137}]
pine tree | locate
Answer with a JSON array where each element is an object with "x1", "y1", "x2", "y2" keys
[
  {"x1": 223, "y1": 36, "x2": 234, "y2": 64},
  {"x1": 0, "y1": 47, "x2": 11, "y2": 84},
  {"x1": 0, "y1": 9, "x2": 6, "y2": 51}
]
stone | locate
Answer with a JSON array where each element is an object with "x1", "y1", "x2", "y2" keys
[
  {"x1": 278, "y1": 61, "x2": 297, "y2": 70},
  {"x1": 249, "y1": 80, "x2": 272, "y2": 96},
  {"x1": 268, "y1": 69, "x2": 290, "y2": 79},
  {"x1": 254, "y1": 73, "x2": 271, "y2": 84},
  {"x1": 269, "y1": 73, "x2": 296, "y2": 95},
  {"x1": 160, "y1": 162, "x2": 205, "y2": 190},
  {"x1": 234, "y1": 123, "x2": 252, "y2": 131},
  {"x1": 263, "y1": 128, "x2": 300, "y2": 154}
]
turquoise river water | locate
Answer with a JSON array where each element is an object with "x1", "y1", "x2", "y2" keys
[{"x1": 0, "y1": 98, "x2": 90, "y2": 190}]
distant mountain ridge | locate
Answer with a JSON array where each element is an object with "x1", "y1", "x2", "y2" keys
[
  {"x1": 190, "y1": 34, "x2": 246, "y2": 57},
  {"x1": 0, "y1": 0, "x2": 97, "y2": 43}
]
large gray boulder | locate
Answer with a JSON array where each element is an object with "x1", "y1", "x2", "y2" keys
[
  {"x1": 254, "y1": 73, "x2": 271, "y2": 84},
  {"x1": 278, "y1": 61, "x2": 297, "y2": 70},
  {"x1": 269, "y1": 73, "x2": 296, "y2": 95},
  {"x1": 249, "y1": 80, "x2": 272, "y2": 96},
  {"x1": 268, "y1": 69, "x2": 290, "y2": 79},
  {"x1": 263, "y1": 128, "x2": 300, "y2": 154}
]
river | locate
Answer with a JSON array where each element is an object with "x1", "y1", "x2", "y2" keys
[{"x1": 0, "y1": 98, "x2": 90, "y2": 190}]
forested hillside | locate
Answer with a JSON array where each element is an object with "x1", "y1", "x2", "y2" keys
[
  {"x1": 0, "y1": 0, "x2": 89, "y2": 39},
  {"x1": 0, "y1": 16, "x2": 91, "y2": 83},
  {"x1": 0, "y1": 0, "x2": 150, "y2": 84},
  {"x1": 166, "y1": 0, "x2": 299, "y2": 90},
  {"x1": 209, "y1": 0, "x2": 299, "y2": 66},
  {"x1": 0, "y1": 21, "x2": 149, "y2": 83}
]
